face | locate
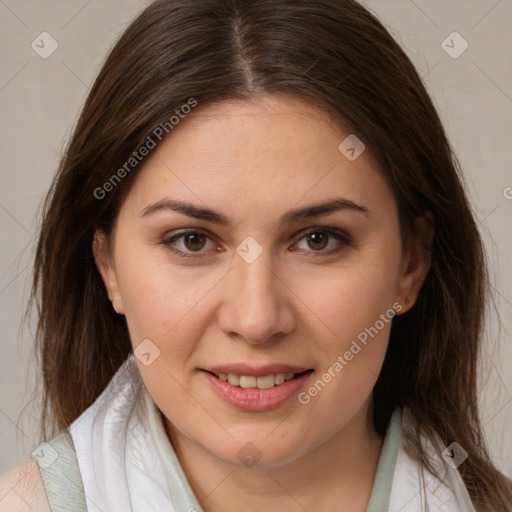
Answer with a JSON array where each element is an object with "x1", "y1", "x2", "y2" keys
[{"x1": 94, "y1": 94, "x2": 429, "y2": 468}]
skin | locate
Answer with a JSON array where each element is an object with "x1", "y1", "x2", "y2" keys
[
  {"x1": 93, "y1": 93, "x2": 432, "y2": 512},
  {"x1": 0, "y1": 459, "x2": 51, "y2": 512}
]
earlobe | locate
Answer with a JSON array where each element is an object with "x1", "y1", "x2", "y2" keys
[
  {"x1": 92, "y1": 230, "x2": 124, "y2": 314},
  {"x1": 395, "y1": 213, "x2": 434, "y2": 314}
]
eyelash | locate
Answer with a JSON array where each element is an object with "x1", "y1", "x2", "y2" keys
[{"x1": 161, "y1": 227, "x2": 352, "y2": 259}]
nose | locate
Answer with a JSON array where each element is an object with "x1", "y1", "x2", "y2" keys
[{"x1": 217, "y1": 249, "x2": 296, "y2": 345}]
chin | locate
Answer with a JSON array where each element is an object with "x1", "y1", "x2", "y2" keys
[{"x1": 204, "y1": 432, "x2": 310, "y2": 469}]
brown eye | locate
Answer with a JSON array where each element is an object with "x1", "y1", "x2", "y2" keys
[
  {"x1": 184, "y1": 233, "x2": 207, "y2": 251},
  {"x1": 294, "y1": 227, "x2": 351, "y2": 255},
  {"x1": 306, "y1": 231, "x2": 329, "y2": 250},
  {"x1": 163, "y1": 230, "x2": 217, "y2": 257}
]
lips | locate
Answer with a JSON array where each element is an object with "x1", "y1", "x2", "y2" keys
[{"x1": 201, "y1": 364, "x2": 314, "y2": 411}]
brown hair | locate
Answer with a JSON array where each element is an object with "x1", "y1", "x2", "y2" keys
[{"x1": 29, "y1": 0, "x2": 512, "y2": 509}]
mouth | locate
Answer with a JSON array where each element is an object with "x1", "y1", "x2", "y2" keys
[
  {"x1": 206, "y1": 370, "x2": 314, "y2": 390},
  {"x1": 200, "y1": 366, "x2": 315, "y2": 411}
]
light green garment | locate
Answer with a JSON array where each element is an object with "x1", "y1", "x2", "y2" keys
[
  {"x1": 366, "y1": 407, "x2": 402, "y2": 511},
  {"x1": 32, "y1": 432, "x2": 87, "y2": 511},
  {"x1": 33, "y1": 394, "x2": 401, "y2": 511}
]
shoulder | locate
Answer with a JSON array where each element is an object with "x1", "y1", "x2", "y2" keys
[{"x1": 0, "y1": 458, "x2": 51, "y2": 512}]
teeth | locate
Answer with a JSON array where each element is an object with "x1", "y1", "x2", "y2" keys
[
  {"x1": 227, "y1": 373, "x2": 239, "y2": 386},
  {"x1": 215, "y1": 372, "x2": 297, "y2": 389},
  {"x1": 239, "y1": 375, "x2": 257, "y2": 388},
  {"x1": 256, "y1": 375, "x2": 275, "y2": 389}
]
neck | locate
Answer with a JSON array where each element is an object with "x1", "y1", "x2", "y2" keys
[{"x1": 165, "y1": 399, "x2": 385, "y2": 512}]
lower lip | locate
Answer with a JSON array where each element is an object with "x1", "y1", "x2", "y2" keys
[{"x1": 202, "y1": 371, "x2": 313, "y2": 412}]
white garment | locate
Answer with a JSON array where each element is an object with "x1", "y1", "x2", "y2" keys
[
  {"x1": 389, "y1": 407, "x2": 476, "y2": 511},
  {"x1": 69, "y1": 355, "x2": 476, "y2": 512}
]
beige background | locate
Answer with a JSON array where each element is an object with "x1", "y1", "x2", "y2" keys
[{"x1": 0, "y1": 0, "x2": 511, "y2": 477}]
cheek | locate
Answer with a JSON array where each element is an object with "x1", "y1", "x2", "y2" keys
[
  {"x1": 294, "y1": 241, "x2": 401, "y2": 403},
  {"x1": 303, "y1": 247, "x2": 401, "y2": 348},
  {"x1": 116, "y1": 242, "x2": 220, "y2": 341},
  {"x1": 115, "y1": 247, "x2": 220, "y2": 434}
]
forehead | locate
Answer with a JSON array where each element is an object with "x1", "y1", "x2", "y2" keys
[
  {"x1": 119, "y1": 94, "x2": 394, "y2": 223},
  {"x1": 163, "y1": 94, "x2": 348, "y2": 163}
]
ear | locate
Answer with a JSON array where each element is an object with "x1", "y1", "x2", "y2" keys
[
  {"x1": 394, "y1": 213, "x2": 434, "y2": 314},
  {"x1": 92, "y1": 229, "x2": 124, "y2": 315}
]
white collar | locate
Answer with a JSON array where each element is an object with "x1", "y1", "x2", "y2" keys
[{"x1": 389, "y1": 407, "x2": 476, "y2": 511}]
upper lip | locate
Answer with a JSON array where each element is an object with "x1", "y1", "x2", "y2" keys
[{"x1": 203, "y1": 364, "x2": 312, "y2": 377}]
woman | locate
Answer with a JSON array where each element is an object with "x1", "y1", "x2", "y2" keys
[{"x1": 1, "y1": 0, "x2": 511, "y2": 510}]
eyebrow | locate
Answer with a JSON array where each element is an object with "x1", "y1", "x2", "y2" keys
[{"x1": 139, "y1": 197, "x2": 369, "y2": 226}]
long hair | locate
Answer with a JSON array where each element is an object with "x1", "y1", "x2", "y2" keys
[{"x1": 29, "y1": 0, "x2": 512, "y2": 509}]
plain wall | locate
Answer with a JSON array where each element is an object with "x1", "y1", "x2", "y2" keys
[{"x1": 0, "y1": 0, "x2": 511, "y2": 478}]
